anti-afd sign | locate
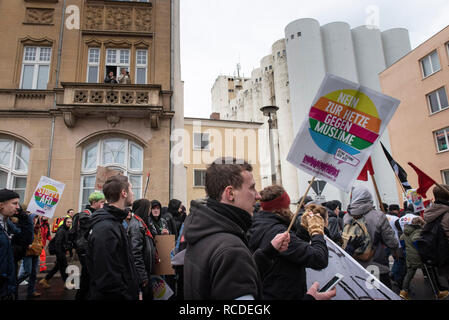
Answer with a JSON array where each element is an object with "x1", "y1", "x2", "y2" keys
[
  {"x1": 287, "y1": 73, "x2": 400, "y2": 192},
  {"x1": 306, "y1": 236, "x2": 400, "y2": 300},
  {"x1": 27, "y1": 176, "x2": 65, "y2": 219}
]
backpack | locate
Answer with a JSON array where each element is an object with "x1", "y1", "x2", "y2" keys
[
  {"x1": 416, "y1": 214, "x2": 449, "y2": 267},
  {"x1": 342, "y1": 216, "x2": 374, "y2": 261},
  {"x1": 70, "y1": 210, "x2": 91, "y2": 253},
  {"x1": 48, "y1": 236, "x2": 56, "y2": 255}
]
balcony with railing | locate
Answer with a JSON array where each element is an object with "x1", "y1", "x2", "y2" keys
[{"x1": 56, "y1": 82, "x2": 173, "y2": 128}]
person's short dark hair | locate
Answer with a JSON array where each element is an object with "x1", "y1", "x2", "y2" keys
[
  {"x1": 67, "y1": 209, "x2": 74, "y2": 213},
  {"x1": 103, "y1": 175, "x2": 129, "y2": 203},
  {"x1": 324, "y1": 200, "x2": 341, "y2": 211},
  {"x1": 433, "y1": 184, "x2": 449, "y2": 202},
  {"x1": 205, "y1": 157, "x2": 253, "y2": 201},
  {"x1": 382, "y1": 203, "x2": 389, "y2": 212}
]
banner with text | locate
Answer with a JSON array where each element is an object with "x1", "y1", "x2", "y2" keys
[
  {"x1": 27, "y1": 176, "x2": 66, "y2": 219},
  {"x1": 287, "y1": 74, "x2": 400, "y2": 192},
  {"x1": 306, "y1": 236, "x2": 400, "y2": 300}
]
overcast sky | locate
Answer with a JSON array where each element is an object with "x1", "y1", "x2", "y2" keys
[{"x1": 180, "y1": 0, "x2": 449, "y2": 118}]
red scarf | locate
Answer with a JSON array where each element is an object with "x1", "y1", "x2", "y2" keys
[
  {"x1": 133, "y1": 215, "x2": 154, "y2": 239},
  {"x1": 261, "y1": 191, "x2": 291, "y2": 212}
]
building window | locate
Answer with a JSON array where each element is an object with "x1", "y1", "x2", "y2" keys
[
  {"x1": 427, "y1": 87, "x2": 449, "y2": 114},
  {"x1": 193, "y1": 133, "x2": 209, "y2": 150},
  {"x1": 87, "y1": 48, "x2": 100, "y2": 83},
  {"x1": 135, "y1": 50, "x2": 148, "y2": 84},
  {"x1": 21, "y1": 46, "x2": 51, "y2": 89},
  {"x1": 193, "y1": 169, "x2": 206, "y2": 187},
  {"x1": 435, "y1": 127, "x2": 449, "y2": 152},
  {"x1": 80, "y1": 138, "x2": 143, "y2": 210},
  {"x1": 420, "y1": 50, "x2": 441, "y2": 78},
  {"x1": 0, "y1": 139, "x2": 30, "y2": 202},
  {"x1": 443, "y1": 169, "x2": 449, "y2": 184},
  {"x1": 106, "y1": 48, "x2": 130, "y2": 81}
]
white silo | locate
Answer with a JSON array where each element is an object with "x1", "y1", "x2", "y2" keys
[
  {"x1": 382, "y1": 28, "x2": 411, "y2": 68},
  {"x1": 251, "y1": 68, "x2": 264, "y2": 123},
  {"x1": 272, "y1": 38, "x2": 300, "y2": 202},
  {"x1": 285, "y1": 18, "x2": 327, "y2": 202},
  {"x1": 351, "y1": 26, "x2": 402, "y2": 206},
  {"x1": 242, "y1": 79, "x2": 254, "y2": 121},
  {"x1": 321, "y1": 22, "x2": 359, "y2": 83}
]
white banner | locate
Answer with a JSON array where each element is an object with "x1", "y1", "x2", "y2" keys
[
  {"x1": 306, "y1": 236, "x2": 400, "y2": 300},
  {"x1": 287, "y1": 73, "x2": 400, "y2": 192},
  {"x1": 26, "y1": 176, "x2": 65, "y2": 219}
]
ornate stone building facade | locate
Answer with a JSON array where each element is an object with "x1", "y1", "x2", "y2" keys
[{"x1": 0, "y1": 0, "x2": 184, "y2": 215}]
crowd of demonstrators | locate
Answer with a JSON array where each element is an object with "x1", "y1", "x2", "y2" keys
[{"x1": 248, "y1": 185, "x2": 329, "y2": 300}]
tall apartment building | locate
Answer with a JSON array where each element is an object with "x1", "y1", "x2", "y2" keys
[
  {"x1": 380, "y1": 25, "x2": 449, "y2": 197},
  {"x1": 0, "y1": 0, "x2": 185, "y2": 215},
  {"x1": 213, "y1": 18, "x2": 411, "y2": 208}
]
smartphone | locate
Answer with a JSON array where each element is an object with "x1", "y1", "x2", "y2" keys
[{"x1": 318, "y1": 273, "x2": 344, "y2": 292}]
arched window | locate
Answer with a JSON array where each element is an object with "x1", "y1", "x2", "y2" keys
[
  {"x1": 80, "y1": 138, "x2": 143, "y2": 210},
  {"x1": 0, "y1": 138, "x2": 30, "y2": 202}
]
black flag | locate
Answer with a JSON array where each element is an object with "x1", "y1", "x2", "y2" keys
[{"x1": 380, "y1": 142, "x2": 411, "y2": 190}]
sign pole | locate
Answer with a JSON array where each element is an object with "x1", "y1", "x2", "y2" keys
[
  {"x1": 287, "y1": 176, "x2": 316, "y2": 233},
  {"x1": 370, "y1": 172, "x2": 385, "y2": 212},
  {"x1": 144, "y1": 170, "x2": 151, "y2": 199}
]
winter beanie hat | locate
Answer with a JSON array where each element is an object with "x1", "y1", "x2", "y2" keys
[{"x1": 0, "y1": 189, "x2": 20, "y2": 203}]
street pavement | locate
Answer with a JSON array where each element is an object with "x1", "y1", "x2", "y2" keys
[{"x1": 16, "y1": 254, "x2": 448, "y2": 300}]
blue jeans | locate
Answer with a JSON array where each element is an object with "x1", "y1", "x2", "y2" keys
[{"x1": 17, "y1": 256, "x2": 39, "y2": 297}]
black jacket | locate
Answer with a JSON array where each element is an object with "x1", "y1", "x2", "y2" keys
[
  {"x1": 54, "y1": 220, "x2": 72, "y2": 259},
  {"x1": 71, "y1": 206, "x2": 95, "y2": 255},
  {"x1": 248, "y1": 211, "x2": 329, "y2": 300},
  {"x1": 183, "y1": 199, "x2": 278, "y2": 300},
  {"x1": 86, "y1": 204, "x2": 139, "y2": 300},
  {"x1": 167, "y1": 199, "x2": 184, "y2": 239},
  {"x1": 327, "y1": 209, "x2": 344, "y2": 245},
  {"x1": 127, "y1": 216, "x2": 157, "y2": 286}
]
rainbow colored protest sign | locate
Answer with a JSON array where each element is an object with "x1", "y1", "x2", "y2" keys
[
  {"x1": 27, "y1": 176, "x2": 65, "y2": 218},
  {"x1": 287, "y1": 74, "x2": 400, "y2": 192}
]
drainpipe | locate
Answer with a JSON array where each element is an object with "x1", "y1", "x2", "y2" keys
[
  {"x1": 169, "y1": 0, "x2": 175, "y2": 200},
  {"x1": 47, "y1": 0, "x2": 66, "y2": 178}
]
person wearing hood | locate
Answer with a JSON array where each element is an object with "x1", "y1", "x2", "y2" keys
[
  {"x1": 85, "y1": 175, "x2": 139, "y2": 300},
  {"x1": 167, "y1": 199, "x2": 185, "y2": 240},
  {"x1": 148, "y1": 200, "x2": 170, "y2": 236},
  {"x1": 128, "y1": 199, "x2": 157, "y2": 300},
  {"x1": 424, "y1": 185, "x2": 449, "y2": 285},
  {"x1": 183, "y1": 157, "x2": 292, "y2": 300},
  {"x1": 0, "y1": 189, "x2": 33, "y2": 300},
  {"x1": 39, "y1": 216, "x2": 72, "y2": 289},
  {"x1": 248, "y1": 185, "x2": 330, "y2": 300},
  {"x1": 343, "y1": 185, "x2": 399, "y2": 289}
]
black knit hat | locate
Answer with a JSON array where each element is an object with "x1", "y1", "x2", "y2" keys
[{"x1": 0, "y1": 189, "x2": 20, "y2": 203}]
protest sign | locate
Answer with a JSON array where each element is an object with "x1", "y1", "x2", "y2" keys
[
  {"x1": 27, "y1": 176, "x2": 65, "y2": 218},
  {"x1": 150, "y1": 275, "x2": 174, "y2": 300},
  {"x1": 287, "y1": 73, "x2": 400, "y2": 192},
  {"x1": 95, "y1": 166, "x2": 122, "y2": 190},
  {"x1": 406, "y1": 189, "x2": 425, "y2": 212},
  {"x1": 154, "y1": 235, "x2": 175, "y2": 275},
  {"x1": 306, "y1": 236, "x2": 400, "y2": 300}
]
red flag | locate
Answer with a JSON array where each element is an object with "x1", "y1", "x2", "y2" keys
[
  {"x1": 408, "y1": 162, "x2": 436, "y2": 198},
  {"x1": 357, "y1": 157, "x2": 374, "y2": 181}
]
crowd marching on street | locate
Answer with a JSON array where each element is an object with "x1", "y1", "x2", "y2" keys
[{"x1": 1, "y1": 157, "x2": 449, "y2": 301}]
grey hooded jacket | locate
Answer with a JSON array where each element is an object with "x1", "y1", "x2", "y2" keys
[{"x1": 343, "y1": 186, "x2": 399, "y2": 274}]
